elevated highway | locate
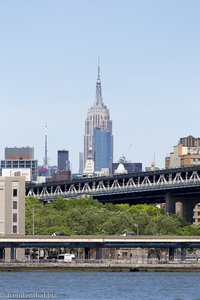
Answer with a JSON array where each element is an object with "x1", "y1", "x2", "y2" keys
[{"x1": 1, "y1": 235, "x2": 200, "y2": 249}]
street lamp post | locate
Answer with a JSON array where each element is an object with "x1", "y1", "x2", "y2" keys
[{"x1": 32, "y1": 205, "x2": 35, "y2": 235}]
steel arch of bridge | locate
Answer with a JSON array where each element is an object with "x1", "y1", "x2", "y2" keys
[{"x1": 26, "y1": 166, "x2": 200, "y2": 203}]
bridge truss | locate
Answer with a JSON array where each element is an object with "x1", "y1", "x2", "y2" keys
[{"x1": 26, "y1": 166, "x2": 200, "y2": 204}]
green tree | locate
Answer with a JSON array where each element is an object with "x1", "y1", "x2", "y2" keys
[{"x1": 25, "y1": 196, "x2": 193, "y2": 236}]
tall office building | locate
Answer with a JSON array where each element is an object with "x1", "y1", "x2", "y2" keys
[
  {"x1": 79, "y1": 152, "x2": 84, "y2": 175},
  {"x1": 84, "y1": 62, "x2": 113, "y2": 171},
  {"x1": 57, "y1": 150, "x2": 70, "y2": 171},
  {"x1": 94, "y1": 127, "x2": 112, "y2": 171}
]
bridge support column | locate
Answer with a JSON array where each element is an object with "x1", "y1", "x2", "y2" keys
[
  {"x1": 0, "y1": 248, "x2": 4, "y2": 260},
  {"x1": 166, "y1": 194, "x2": 200, "y2": 223},
  {"x1": 176, "y1": 197, "x2": 195, "y2": 223},
  {"x1": 11, "y1": 247, "x2": 16, "y2": 261},
  {"x1": 181, "y1": 247, "x2": 186, "y2": 261},
  {"x1": 175, "y1": 196, "x2": 200, "y2": 223},
  {"x1": 4, "y1": 248, "x2": 16, "y2": 262},
  {"x1": 165, "y1": 193, "x2": 175, "y2": 214},
  {"x1": 84, "y1": 248, "x2": 90, "y2": 260},
  {"x1": 181, "y1": 197, "x2": 200, "y2": 223},
  {"x1": 168, "y1": 248, "x2": 175, "y2": 261},
  {"x1": 96, "y1": 248, "x2": 102, "y2": 260},
  {"x1": 175, "y1": 201, "x2": 183, "y2": 217}
]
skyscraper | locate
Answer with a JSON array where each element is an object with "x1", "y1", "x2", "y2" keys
[
  {"x1": 57, "y1": 150, "x2": 70, "y2": 171},
  {"x1": 79, "y1": 152, "x2": 84, "y2": 175},
  {"x1": 84, "y1": 62, "x2": 113, "y2": 172},
  {"x1": 93, "y1": 127, "x2": 112, "y2": 171},
  {"x1": 43, "y1": 124, "x2": 49, "y2": 168}
]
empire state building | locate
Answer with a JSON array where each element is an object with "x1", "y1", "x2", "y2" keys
[{"x1": 84, "y1": 63, "x2": 113, "y2": 172}]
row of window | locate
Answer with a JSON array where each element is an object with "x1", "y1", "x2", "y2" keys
[
  {"x1": 2, "y1": 162, "x2": 32, "y2": 166},
  {"x1": 192, "y1": 159, "x2": 200, "y2": 163},
  {"x1": 13, "y1": 188, "x2": 18, "y2": 233}
]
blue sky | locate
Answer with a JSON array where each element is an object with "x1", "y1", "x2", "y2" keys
[{"x1": 0, "y1": 0, "x2": 200, "y2": 172}]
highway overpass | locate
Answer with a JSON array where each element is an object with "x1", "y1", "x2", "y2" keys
[{"x1": 1, "y1": 235, "x2": 200, "y2": 249}]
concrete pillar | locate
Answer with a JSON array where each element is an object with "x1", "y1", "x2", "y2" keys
[
  {"x1": 4, "y1": 248, "x2": 24, "y2": 262},
  {"x1": 5, "y1": 247, "x2": 16, "y2": 262},
  {"x1": 0, "y1": 248, "x2": 4, "y2": 260},
  {"x1": 165, "y1": 193, "x2": 175, "y2": 214},
  {"x1": 84, "y1": 248, "x2": 90, "y2": 260},
  {"x1": 166, "y1": 194, "x2": 200, "y2": 223},
  {"x1": 176, "y1": 196, "x2": 200, "y2": 223},
  {"x1": 11, "y1": 247, "x2": 16, "y2": 261},
  {"x1": 96, "y1": 248, "x2": 102, "y2": 260},
  {"x1": 182, "y1": 197, "x2": 195, "y2": 223},
  {"x1": 181, "y1": 247, "x2": 186, "y2": 261},
  {"x1": 175, "y1": 202, "x2": 183, "y2": 218},
  {"x1": 169, "y1": 248, "x2": 175, "y2": 261}
]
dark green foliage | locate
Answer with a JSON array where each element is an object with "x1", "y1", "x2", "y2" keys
[
  {"x1": 178, "y1": 224, "x2": 200, "y2": 236},
  {"x1": 25, "y1": 197, "x2": 192, "y2": 236}
]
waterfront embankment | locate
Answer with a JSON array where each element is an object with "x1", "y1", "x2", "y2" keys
[{"x1": 1, "y1": 262, "x2": 200, "y2": 272}]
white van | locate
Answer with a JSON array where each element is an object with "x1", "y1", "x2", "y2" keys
[{"x1": 57, "y1": 253, "x2": 75, "y2": 263}]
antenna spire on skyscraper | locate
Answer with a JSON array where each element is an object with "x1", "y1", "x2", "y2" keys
[
  {"x1": 98, "y1": 56, "x2": 100, "y2": 80},
  {"x1": 43, "y1": 123, "x2": 48, "y2": 168},
  {"x1": 95, "y1": 57, "x2": 104, "y2": 106}
]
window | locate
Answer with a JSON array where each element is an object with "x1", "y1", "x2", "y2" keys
[
  {"x1": 13, "y1": 213, "x2": 17, "y2": 223},
  {"x1": 13, "y1": 201, "x2": 17, "y2": 210},
  {"x1": 13, "y1": 225, "x2": 17, "y2": 233},
  {"x1": 13, "y1": 189, "x2": 18, "y2": 197}
]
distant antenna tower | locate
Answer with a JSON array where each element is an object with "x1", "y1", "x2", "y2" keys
[
  {"x1": 150, "y1": 153, "x2": 156, "y2": 171},
  {"x1": 43, "y1": 124, "x2": 49, "y2": 168}
]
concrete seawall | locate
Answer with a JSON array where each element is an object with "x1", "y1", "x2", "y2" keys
[{"x1": 1, "y1": 262, "x2": 200, "y2": 272}]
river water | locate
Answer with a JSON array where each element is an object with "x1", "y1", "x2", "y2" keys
[{"x1": 0, "y1": 271, "x2": 199, "y2": 299}]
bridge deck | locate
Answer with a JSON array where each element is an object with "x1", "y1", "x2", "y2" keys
[
  {"x1": 26, "y1": 166, "x2": 200, "y2": 204},
  {"x1": 1, "y1": 235, "x2": 200, "y2": 249}
]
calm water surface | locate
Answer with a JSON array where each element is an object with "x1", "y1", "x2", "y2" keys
[{"x1": 0, "y1": 271, "x2": 199, "y2": 300}]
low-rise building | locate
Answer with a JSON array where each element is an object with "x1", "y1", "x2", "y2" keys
[
  {"x1": 165, "y1": 136, "x2": 200, "y2": 169},
  {"x1": 0, "y1": 147, "x2": 38, "y2": 181},
  {"x1": 112, "y1": 156, "x2": 142, "y2": 174}
]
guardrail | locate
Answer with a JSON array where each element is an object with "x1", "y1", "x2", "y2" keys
[{"x1": 1, "y1": 257, "x2": 200, "y2": 264}]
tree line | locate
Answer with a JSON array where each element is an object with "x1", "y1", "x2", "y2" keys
[{"x1": 25, "y1": 196, "x2": 200, "y2": 236}]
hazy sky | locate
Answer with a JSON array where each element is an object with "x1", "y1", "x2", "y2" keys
[{"x1": 0, "y1": 0, "x2": 200, "y2": 172}]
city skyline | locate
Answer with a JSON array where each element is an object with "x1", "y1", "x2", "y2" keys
[{"x1": 1, "y1": 1, "x2": 200, "y2": 172}]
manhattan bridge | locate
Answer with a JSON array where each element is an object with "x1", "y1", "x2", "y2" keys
[{"x1": 26, "y1": 166, "x2": 200, "y2": 223}]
